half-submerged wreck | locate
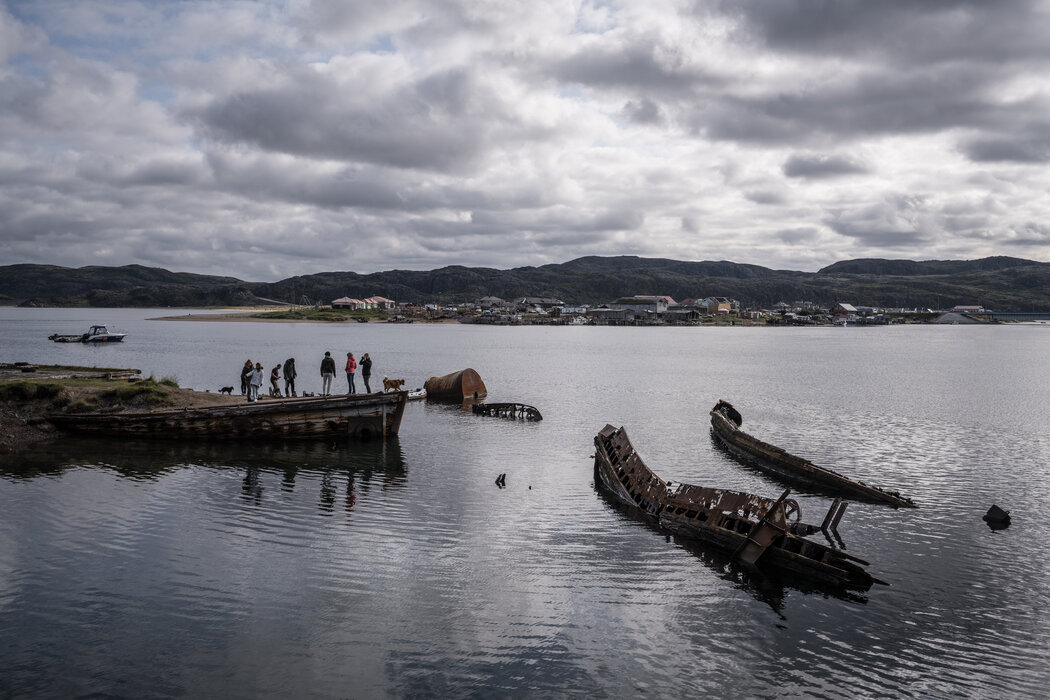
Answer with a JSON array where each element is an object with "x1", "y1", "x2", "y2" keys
[
  {"x1": 594, "y1": 424, "x2": 881, "y2": 590},
  {"x1": 423, "y1": 368, "x2": 487, "y2": 401},
  {"x1": 471, "y1": 403, "x2": 542, "y2": 421},
  {"x1": 50, "y1": 392, "x2": 407, "y2": 441},
  {"x1": 710, "y1": 400, "x2": 914, "y2": 508}
]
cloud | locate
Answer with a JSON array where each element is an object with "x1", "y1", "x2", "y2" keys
[
  {"x1": 0, "y1": 0, "x2": 1049, "y2": 279},
  {"x1": 622, "y1": 98, "x2": 663, "y2": 125},
  {"x1": 825, "y1": 195, "x2": 938, "y2": 249},
  {"x1": 961, "y1": 136, "x2": 1050, "y2": 164},
  {"x1": 783, "y1": 153, "x2": 869, "y2": 179}
]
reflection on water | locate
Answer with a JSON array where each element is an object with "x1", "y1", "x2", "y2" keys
[
  {"x1": 0, "y1": 437, "x2": 407, "y2": 518},
  {"x1": 3, "y1": 314, "x2": 1050, "y2": 698}
]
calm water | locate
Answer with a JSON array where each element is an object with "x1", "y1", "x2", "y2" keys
[{"x1": 2, "y1": 309, "x2": 1049, "y2": 698}]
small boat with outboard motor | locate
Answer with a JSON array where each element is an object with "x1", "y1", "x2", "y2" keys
[{"x1": 49, "y1": 325, "x2": 127, "y2": 343}]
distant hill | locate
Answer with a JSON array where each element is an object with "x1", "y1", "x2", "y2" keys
[
  {"x1": 0, "y1": 263, "x2": 259, "y2": 307},
  {"x1": 2, "y1": 256, "x2": 1049, "y2": 311}
]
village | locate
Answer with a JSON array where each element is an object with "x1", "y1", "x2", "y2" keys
[{"x1": 324, "y1": 294, "x2": 984, "y2": 325}]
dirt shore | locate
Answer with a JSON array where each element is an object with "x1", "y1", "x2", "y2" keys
[{"x1": 0, "y1": 364, "x2": 249, "y2": 453}]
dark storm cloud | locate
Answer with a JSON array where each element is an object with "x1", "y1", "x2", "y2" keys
[
  {"x1": 204, "y1": 151, "x2": 410, "y2": 210},
  {"x1": 783, "y1": 153, "x2": 869, "y2": 179},
  {"x1": 961, "y1": 136, "x2": 1050, "y2": 164},
  {"x1": 191, "y1": 66, "x2": 520, "y2": 173},
  {"x1": 723, "y1": 0, "x2": 1046, "y2": 64},
  {"x1": 552, "y1": 36, "x2": 722, "y2": 93},
  {"x1": 700, "y1": 65, "x2": 998, "y2": 145},
  {"x1": 825, "y1": 195, "x2": 934, "y2": 248},
  {"x1": 744, "y1": 190, "x2": 787, "y2": 206},
  {"x1": 622, "y1": 98, "x2": 663, "y2": 125}
]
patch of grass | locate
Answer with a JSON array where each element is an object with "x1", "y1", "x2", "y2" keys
[
  {"x1": 66, "y1": 399, "x2": 96, "y2": 413},
  {"x1": 0, "y1": 381, "x2": 65, "y2": 401},
  {"x1": 159, "y1": 375, "x2": 180, "y2": 388},
  {"x1": 98, "y1": 378, "x2": 174, "y2": 408}
]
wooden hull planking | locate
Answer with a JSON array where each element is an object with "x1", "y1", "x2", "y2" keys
[
  {"x1": 593, "y1": 424, "x2": 877, "y2": 590},
  {"x1": 50, "y1": 391, "x2": 407, "y2": 441},
  {"x1": 710, "y1": 400, "x2": 915, "y2": 507}
]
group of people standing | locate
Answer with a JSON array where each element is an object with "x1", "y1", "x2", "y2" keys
[
  {"x1": 241, "y1": 358, "x2": 298, "y2": 402},
  {"x1": 319, "y1": 351, "x2": 372, "y2": 396}
]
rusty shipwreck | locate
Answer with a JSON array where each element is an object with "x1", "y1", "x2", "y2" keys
[
  {"x1": 594, "y1": 424, "x2": 882, "y2": 590},
  {"x1": 710, "y1": 400, "x2": 914, "y2": 507},
  {"x1": 50, "y1": 391, "x2": 407, "y2": 441},
  {"x1": 423, "y1": 368, "x2": 487, "y2": 401}
]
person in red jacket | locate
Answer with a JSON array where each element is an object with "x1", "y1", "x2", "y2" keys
[{"x1": 345, "y1": 352, "x2": 357, "y2": 394}]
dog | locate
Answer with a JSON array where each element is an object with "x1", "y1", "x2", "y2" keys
[
  {"x1": 219, "y1": 386, "x2": 234, "y2": 395},
  {"x1": 382, "y1": 377, "x2": 406, "y2": 392}
]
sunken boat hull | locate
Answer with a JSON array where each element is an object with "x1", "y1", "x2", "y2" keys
[
  {"x1": 593, "y1": 424, "x2": 878, "y2": 590},
  {"x1": 710, "y1": 400, "x2": 914, "y2": 508},
  {"x1": 50, "y1": 392, "x2": 407, "y2": 441}
]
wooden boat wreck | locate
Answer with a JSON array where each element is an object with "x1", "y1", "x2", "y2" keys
[
  {"x1": 423, "y1": 368, "x2": 486, "y2": 401},
  {"x1": 594, "y1": 424, "x2": 882, "y2": 590},
  {"x1": 50, "y1": 391, "x2": 407, "y2": 441},
  {"x1": 710, "y1": 400, "x2": 915, "y2": 508}
]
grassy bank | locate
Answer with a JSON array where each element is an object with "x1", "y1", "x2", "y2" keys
[
  {"x1": 0, "y1": 366, "x2": 235, "y2": 452},
  {"x1": 251, "y1": 308, "x2": 380, "y2": 322}
]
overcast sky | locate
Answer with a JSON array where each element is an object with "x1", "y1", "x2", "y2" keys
[{"x1": 1, "y1": 0, "x2": 1049, "y2": 280}]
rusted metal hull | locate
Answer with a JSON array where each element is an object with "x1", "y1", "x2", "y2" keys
[
  {"x1": 710, "y1": 400, "x2": 914, "y2": 507},
  {"x1": 423, "y1": 368, "x2": 487, "y2": 401},
  {"x1": 471, "y1": 403, "x2": 542, "y2": 420},
  {"x1": 50, "y1": 392, "x2": 407, "y2": 441},
  {"x1": 593, "y1": 424, "x2": 878, "y2": 590}
]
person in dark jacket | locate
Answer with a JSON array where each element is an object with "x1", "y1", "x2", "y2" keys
[
  {"x1": 270, "y1": 364, "x2": 281, "y2": 397},
  {"x1": 360, "y1": 353, "x2": 372, "y2": 393},
  {"x1": 240, "y1": 360, "x2": 253, "y2": 395},
  {"x1": 283, "y1": 358, "x2": 297, "y2": 397},
  {"x1": 320, "y1": 352, "x2": 336, "y2": 396}
]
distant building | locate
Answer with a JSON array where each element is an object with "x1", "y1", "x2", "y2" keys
[
  {"x1": 952, "y1": 305, "x2": 985, "y2": 313},
  {"x1": 704, "y1": 297, "x2": 734, "y2": 315},
  {"x1": 832, "y1": 303, "x2": 859, "y2": 320},
  {"x1": 515, "y1": 297, "x2": 565, "y2": 312},
  {"x1": 364, "y1": 296, "x2": 397, "y2": 310},
  {"x1": 477, "y1": 296, "x2": 505, "y2": 309},
  {"x1": 332, "y1": 297, "x2": 365, "y2": 309},
  {"x1": 610, "y1": 296, "x2": 669, "y2": 314}
]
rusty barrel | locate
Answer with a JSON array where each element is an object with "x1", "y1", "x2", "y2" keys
[{"x1": 423, "y1": 368, "x2": 487, "y2": 401}]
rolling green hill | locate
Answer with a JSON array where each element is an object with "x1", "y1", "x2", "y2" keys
[{"x1": 2, "y1": 256, "x2": 1049, "y2": 311}]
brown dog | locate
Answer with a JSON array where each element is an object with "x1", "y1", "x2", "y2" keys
[{"x1": 382, "y1": 377, "x2": 406, "y2": 392}]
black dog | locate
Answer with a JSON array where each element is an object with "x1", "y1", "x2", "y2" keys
[{"x1": 219, "y1": 386, "x2": 234, "y2": 395}]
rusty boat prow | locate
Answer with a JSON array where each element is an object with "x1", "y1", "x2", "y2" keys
[
  {"x1": 49, "y1": 391, "x2": 407, "y2": 441},
  {"x1": 593, "y1": 424, "x2": 880, "y2": 590},
  {"x1": 423, "y1": 368, "x2": 487, "y2": 401},
  {"x1": 710, "y1": 400, "x2": 915, "y2": 508}
]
